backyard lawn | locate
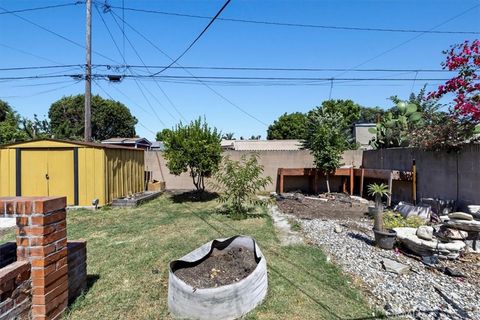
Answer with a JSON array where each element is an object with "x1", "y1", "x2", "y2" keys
[{"x1": 2, "y1": 194, "x2": 378, "y2": 319}]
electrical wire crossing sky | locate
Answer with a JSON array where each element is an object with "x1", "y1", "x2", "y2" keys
[{"x1": 0, "y1": 0, "x2": 479, "y2": 140}]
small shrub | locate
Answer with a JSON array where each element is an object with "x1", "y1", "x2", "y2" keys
[
  {"x1": 211, "y1": 154, "x2": 272, "y2": 219},
  {"x1": 383, "y1": 211, "x2": 426, "y2": 229}
]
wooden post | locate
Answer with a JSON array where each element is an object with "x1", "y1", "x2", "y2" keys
[
  {"x1": 84, "y1": 0, "x2": 92, "y2": 142},
  {"x1": 278, "y1": 168, "x2": 284, "y2": 193},
  {"x1": 342, "y1": 176, "x2": 347, "y2": 193},
  {"x1": 349, "y1": 167, "x2": 354, "y2": 195},
  {"x1": 388, "y1": 172, "x2": 393, "y2": 207},
  {"x1": 360, "y1": 168, "x2": 365, "y2": 197},
  {"x1": 412, "y1": 159, "x2": 417, "y2": 205}
]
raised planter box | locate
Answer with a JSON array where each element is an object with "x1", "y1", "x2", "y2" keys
[
  {"x1": 168, "y1": 235, "x2": 268, "y2": 320},
  {"x1": 111, "y1": 191, "x2": 162, "y2": 207}
]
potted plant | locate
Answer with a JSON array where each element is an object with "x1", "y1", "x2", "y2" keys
[{"x1": 367, "y1": 183, "x2": 397, "y2": 250}]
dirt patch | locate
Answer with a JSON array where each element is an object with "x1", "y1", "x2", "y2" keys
[
  {"x1": 174, "y1": 246, "x2": 258, "y2": 288},
  {"x1": 277, "y1": 193, "x2": 370, "y2": 220}
]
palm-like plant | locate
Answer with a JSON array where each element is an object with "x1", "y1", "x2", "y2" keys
[{"x1": 368, "y1": 183, "x2": 390, "y2": 231}]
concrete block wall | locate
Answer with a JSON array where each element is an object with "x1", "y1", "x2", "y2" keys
[
  {"x1": 145, "y1": 149, "x2": 363, "y2": 192},
  {"x1": 0, "y1": 197, "x2": 69, "y2": 320},
  {"x1": 362, "y1": 145, "x2": 480, "y2": 207}
]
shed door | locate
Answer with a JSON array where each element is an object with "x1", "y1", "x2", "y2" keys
[
  {"x1": 21, "y1": 150, "x2": 48, "y2": 197},
  {"x1": 20, "y1": 149, "x2": 75, "y2": 205}
]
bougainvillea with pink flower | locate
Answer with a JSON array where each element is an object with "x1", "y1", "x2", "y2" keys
[{"x1": 428, "y1": 40, "x2": 480, "y2": 121}]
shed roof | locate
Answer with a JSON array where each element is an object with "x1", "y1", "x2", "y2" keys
[{"x1": 0, "y1": 138, "x2": 143, "y2": 151}]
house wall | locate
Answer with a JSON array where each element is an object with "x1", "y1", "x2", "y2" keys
[
  {"x1": 362, "y1": 144, "x2": 480, "y2": 208},
  {"x1": 144, "y1": 150, "x2": 363, "y2": 192}
]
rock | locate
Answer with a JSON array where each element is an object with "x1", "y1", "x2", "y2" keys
[
  {"x1": 416, "y1": 226, "x2": 434, "y2": 241},
  {"x1": 305, "y1": 196, "x2": 328, "y2": 202},
  {"x1": 444, "y1": 267, "x2": 466, "y2": 278},
  {"x1": 436, "y1": 226, "x2": 468, "y2": 240},
  {"x1": 394, "y1": 201, "x2": 431, "y2": 221},
  {"x1": 382, "y1": 258, "x2": 410, "y2": 275},
  {"x1": 448, "y1": 212, "x2": 473, "y2": 221},
  {"x1": 444, "y1": 219, "x2": 480, "y2": 232},
  {"x1": 467, "y1": 205, "x2": 480, "y2": 219},
  {"x1": 334, "y1": 225, "x2": 343, "y2": 233},
  {"x1": 350, "y1": 195, "x2": 369, "y2": 204},
  {"x1": 439, "y1": 215, "x2": 450, "y2": 222},
  {"x1": 394, "y1": 227, "x2": 466, "y2": 259}
]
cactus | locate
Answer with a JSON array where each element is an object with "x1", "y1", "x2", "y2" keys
[{"x1": 369, "y1": 101, "x2": 423, "y2": 149}]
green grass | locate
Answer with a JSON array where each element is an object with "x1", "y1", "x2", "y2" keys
[{"x1": 1, "y1": 195, "x2": 378, "y2": 319}]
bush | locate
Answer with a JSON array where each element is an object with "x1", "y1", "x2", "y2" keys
[
  {"x1": 211, "y1": 154, "x2": 272, "y2": 219},
  {"x1": 383, "y1": 211, "x2": 426, "y2": 229}
]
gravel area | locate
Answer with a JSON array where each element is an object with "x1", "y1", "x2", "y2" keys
[{"x1": 300, "y1": 218, "x2": 480, "y2": 320}]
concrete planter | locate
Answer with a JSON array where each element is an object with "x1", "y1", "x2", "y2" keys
[{"x1": 168, "y1": 235, "x2": 268, "y2": 320}]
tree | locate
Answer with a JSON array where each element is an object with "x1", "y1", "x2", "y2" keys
[
  {"x1": 212, "y1": 154, "x2": 272, "y2": 219},
  {"x1": 267, "y1": 112, "x2": 307, "y2": 140},
  {"x1": 249, "y1": 135, "x2": 261, "y2": 140},
  {"x1": 222, "y1": 132, "x2": 235, "y2": 140},
  {"x1": 21, "y1": 114, "x2": 51, "y2": 139},
  {"x1": 156, "y1": 128, "x2": 172, "y2": 141},
  {"x1": 428, "y1": 40, "x2": 480, "y2": 121},
  {"x1": 49, "y1": 94, "x2": 137, "y2": 141},
  {"x1": 0, "y1": 100, "x2": 28, "y2": 144},
  {"x1": 303, "y1": 108, "x2": 349, "y2": 193},
  {"x1": 359, "y1": 107, "x2": 385, "y2": 123},
  {"x1": 163, "y1": 118, "x2": 222, "y2": 191}
]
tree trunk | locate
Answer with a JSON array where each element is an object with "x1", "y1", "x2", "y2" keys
[
  {"x1": 373, "y1": 194, "x2": 384, "y2": 231},
  {"x1": 325, "y1": 173, "x2": 331, "y2": 194}
]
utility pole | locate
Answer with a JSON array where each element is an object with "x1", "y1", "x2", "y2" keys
[{"x1": 84, "y1": 0, "x2": 92, "y2": 141}]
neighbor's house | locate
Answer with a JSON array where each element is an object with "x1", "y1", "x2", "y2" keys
[
  {"x1": 101, "y1": 137, "x2": 152, "y2": 150},
  {"x1": 0, "y1": 139, "x2": 145, "y2": 207},
  {"x1": 354, "y1": 123, "x2": 376, "y2": 150}
]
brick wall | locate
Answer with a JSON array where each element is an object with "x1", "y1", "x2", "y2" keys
[
  {"x1": 67, "y1": 241, "x2": 87, "y2": 304},
  {"x1": 0, "y1": 261, "x2": 31, "y2": 320},
  {"x1": 0, "y1": 197, "x2": 69, "y2": 320}
]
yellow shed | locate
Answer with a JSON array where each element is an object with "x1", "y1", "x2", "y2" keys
[{"x1": 0, "y1": 139, "x2": 145, "y2": 206}]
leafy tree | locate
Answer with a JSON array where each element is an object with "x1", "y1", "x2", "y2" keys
[
  {"x1": 320, "y1": 99, "x2": 361, "y2": 129},
  {"x1": 359, "y1": 106, "x2": 384, "y2": 123},
  {"x1": 211, "y1": 154, "x2": 272, "y2": 219},
  {"x1": 21, "y1": 114, "x2": 51, "y2": 139},
  {"x1": 249, "y1": 135, "x2": 261, "y2": 140},
  {"x1": 49, "y1": 94, "x2": 137, "y2": 141},
  {"x1": 267, "y1": 112, "x2": 307, "y2": 140},
  {"x1": 156, "y1": 128, "x2": 172, "y2": 141},
  {"x1": 222, "y1": 132, "x2": 235, "y2": 140},
  {"x1": 428, "y1": 40, "x2": 480, "y2": 121},
  {"x1": 0, "y1": 100, "x2": 28, "y2": 144},
  {"x1": 303, "y1": 108, "x2": 349, "y2": 193},
  {"x1": 163, "y1": 118, "x2": 222, "y2": 191}
]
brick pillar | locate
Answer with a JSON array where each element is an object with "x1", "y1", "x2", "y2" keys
[{"x1": 1, "y1": 197, "x2": 68, "y2": 320}]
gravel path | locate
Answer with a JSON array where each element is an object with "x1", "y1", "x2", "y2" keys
[{"x1": 300, "y1": 218, "x2": 480, "y2": 320}]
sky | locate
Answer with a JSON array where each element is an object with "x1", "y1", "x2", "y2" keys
[{"x1": 0, "y1": 0, "x2": 479, "y2": 140}]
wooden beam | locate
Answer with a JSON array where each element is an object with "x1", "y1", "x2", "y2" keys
[
  {"x1": 349, "y1": 167, "x2": 354, "y2": 195},
  {"x1": 359, "y1": 168, "x2": 365, "y2": 197},
  {"x1": 278, "y1": 169, "x2": 284, "y2": 193}
]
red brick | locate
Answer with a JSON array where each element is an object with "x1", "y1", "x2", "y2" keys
[
  {"x1": 31, "y1": 248, "x2": 67, "y2": 268},
  {"x1": 32, "y1": 274, "x2": 67, "y2": 297},
  {"x1": 6, "y1": 201, "x2": 14, "y2": 215},
  {"x1": 30, "y1": 229, "x2": 67, "y2": 246},
  {"x1": 34, "y1": 197, "x2": 66, "y2": 214},
  {"x1": 20, "y1": 226, "x2": 56, "y2": 237},
  {"x1": 32, "y1": 265, "x2": 68, "y2": 288},
  {"x1": 16, "y1": 237, "x2": 29, "y2": 247},
  {"x1": 56, "y1": 256, "x2": 68, "y2": 270},
  {"x1": 31, "y1": 264, "x2": 56, "y2": 278},
  {"x1": 0, "y1": 298, "x2": 14, "y2": 315},
  {"x1": 32, "y1": 280, "x2": 68, "y2": 305},
  {"x1": 31, "y1": 210, "x2": 66, "y2": 226},
  {"x1": 29, "y1": 243, "x2": 57, "y2": 257},
  {"x1": 16, "y1": 216, "x2": 29, "y2": 227}
]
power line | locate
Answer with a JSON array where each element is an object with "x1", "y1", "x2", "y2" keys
[
  {"x1": 106, "y1": 8, "x2": 184, "y2": 121},
  {"x1": 104, "y1": 4, "x2": 480, "y2": 35},
  {"x1": 0, "y1": 2, "x2": 81, "y2": 15},
  {"x1": 93, "y1": 3, "x2": 168, "y2": 126},
  {"x1": 0, "y1": 4, "x2": 119, "y2": 64},
  {"x1": 336, "y1": 3, "x2": 480, "y2": 78},
  {"x1": 0, "y1": 43, "x2": 65, "y2": 65},
  {"x1": 1, "y1": 64, "x2": 455, "y2": 73},
  {"x1": 110, "y1": 9, "x2": 269, "y2": 127},
  {"x1": 150, "y1": 0, "x2": 232, "y2": 75}
]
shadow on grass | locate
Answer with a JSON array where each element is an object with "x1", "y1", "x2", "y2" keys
[
  {"x1": 68, "y1": 274, "x2": 100, "y2": 306},
  {"x1": 170, "y1": 190, "x2": 219, "y2": 203}
]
